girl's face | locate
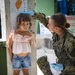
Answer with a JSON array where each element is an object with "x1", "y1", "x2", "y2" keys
[
  {"x1": 19, "y1": 21, "x2": 30, "y2": 31},
  {"x1": 47, "y1": 18, "x2": 55, "y2": 32}
]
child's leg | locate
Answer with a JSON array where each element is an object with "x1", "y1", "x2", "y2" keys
[
  {"x1": 22, "y1": 54, "x2": 31, "y2": 75},
  {"x1": 13, "y1": 70, "x2": 20, "y2": 75},
  {"x1": 12, "y1": 55, "x2": 21, "y2": 75},
  {"x1": 22, "y1": 68, "x2": 29, "y2": 75}
]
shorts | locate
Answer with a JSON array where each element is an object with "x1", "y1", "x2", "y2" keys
[{"x1": 12, "y1": 54, "x2": 31, "y2": 70}]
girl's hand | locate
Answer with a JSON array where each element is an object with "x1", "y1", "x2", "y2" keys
[
  {"x1": 30, "y1": 34, "x2": 36, "y2": 47},
  {"x1": 10, "y1": 54, "x2": 13, "y2": 62}
]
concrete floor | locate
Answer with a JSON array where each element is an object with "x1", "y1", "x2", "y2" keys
[
  {"x1": 37, "y1": 47, "x2": 46, "y2": 75},
  {"x1": 37, "y1": 65, "x2": 44, "y2": 75}
]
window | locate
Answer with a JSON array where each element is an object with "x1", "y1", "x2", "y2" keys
[{"x1": 0, "y1": 14, "x2": 2, "y2": 38}]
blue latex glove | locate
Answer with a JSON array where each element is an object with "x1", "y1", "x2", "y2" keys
[
  {"x1": 51, "y1": 63, "x2": 63, "y2": 72},
  {"x1": 21, "y1": 10, "x2": 34, "y2": 16}
]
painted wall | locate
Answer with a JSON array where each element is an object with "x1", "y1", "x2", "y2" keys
[
  {"x1": 35, "y1": 0, "x2": 54, "y2": 33},
  {"x1": 36, "y1": 0, "x2": 54, "y2": 16}
]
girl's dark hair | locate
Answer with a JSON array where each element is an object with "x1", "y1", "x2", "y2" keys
[
  {"x1": 51, "y1": 13, "x2": 70, "y2": 28},
  {"x1": 16, "y1": 13, "x2": 31, "y2": 26}
]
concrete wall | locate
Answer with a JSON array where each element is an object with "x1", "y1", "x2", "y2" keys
[{"x1": 5, "y1": 0, "x2": 37, "y2": 75}]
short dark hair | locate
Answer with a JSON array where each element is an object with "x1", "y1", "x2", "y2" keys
[
  {"x1": 16, "y1": 13, "x2": 31, "y2": 26},
  {"x1": 51, "y1": 13, "x2": 70, "y2": 28}
]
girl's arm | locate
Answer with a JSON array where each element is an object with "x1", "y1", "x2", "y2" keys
[
  {"x1": 30, "y1": 33, "x2": 36, "y2": 46},
  {"x1": 67, "y1": 38, "x2": 75, "y2": 61},
  {"x1": 7, "y1": 32, "x2": 14, "y2": 61}
]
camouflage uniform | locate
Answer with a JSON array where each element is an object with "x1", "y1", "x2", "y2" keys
[{"x1": 37, "y1": 30, "x2": 75, "y2": 75}]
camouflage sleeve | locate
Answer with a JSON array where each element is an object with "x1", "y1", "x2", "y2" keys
[
  {"x1": 37, "y1": 56, "x2": 53, "y2": 75},
  {"x1": 32, "y1": 12, "x2": 49, "y2": 27},
  {"x1": 66, "y1": 37, "x2": 75, "y2": 62}
]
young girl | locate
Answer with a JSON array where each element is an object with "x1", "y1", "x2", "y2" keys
[{"x1": 7, "y1": 13, "x2": 34, "y2": 75}]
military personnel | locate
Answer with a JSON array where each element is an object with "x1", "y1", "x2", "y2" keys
[{"x1": 36, "y1": 13, "x2": 75, "y2": 75}]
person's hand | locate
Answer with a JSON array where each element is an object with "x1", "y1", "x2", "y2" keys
[
  {"x1": 31, "y1": 33, "x2": 36, "y2": 47},
  {"x1": 21, "y1": 10, "x2": 35, "y2": 16},
  {"x1": 51, "y1": 63, "x2": 63, "y2": 72}
]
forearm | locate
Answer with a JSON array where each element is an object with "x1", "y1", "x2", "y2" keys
[
  {"x1": 8, "y1": 47, "x2": 13, "y2": 61},
  {"x1": 32, "y1": 12, "x2": 48, "y2": 27}
]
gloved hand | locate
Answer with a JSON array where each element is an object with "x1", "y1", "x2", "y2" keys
[
  {"x1": 51, "y1": 63, "x2": 63, "y2": 72},
  {"x1": 21, "y1": 10, "x2": 34, "y2": 16}
]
